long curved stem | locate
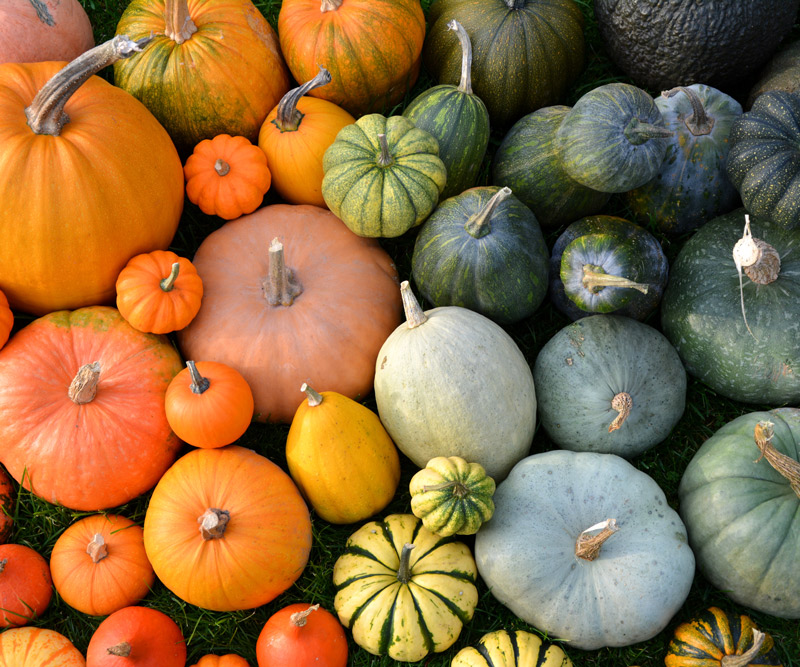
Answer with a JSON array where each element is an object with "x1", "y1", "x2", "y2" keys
[
  {"x1": 662, "y1": 86, "x2": 714, "y2": 135},
  {"x1": 274, "y1": 66, "x2": 332, "y2": 132}
]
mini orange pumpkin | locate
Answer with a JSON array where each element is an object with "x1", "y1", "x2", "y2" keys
[
  {"x1": 0, "y1": 627, "x2": 85, "y2": 666},
  {"x1": 0, "y1": 289, "x2": 12, "y2": 350},
  {"x1": 0, "y1": 544, "x2": 52, "y2": 628},
  {"x1": 185, "y1": 134, "x2": 272, "y2": 220},
  {"x1": 116, "y1": 250, "x2": 204, "y2": 334},
  {"x1": 256, "y1": 603, "x2": 348, "y2": 667},
  {"x1": 0, "y1": 467, "x2": 12, "y2": 544},
  {"x1": 190, "y1": 655, "x2": 250, "y2": 667}
]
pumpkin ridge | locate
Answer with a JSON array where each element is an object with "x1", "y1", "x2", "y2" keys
[
  {"x1": 411, "y1": 579, "x2": 473, "y2": 625},
  {"x1": 405, "y1": 583, "x2": 438, "y2": 654}
]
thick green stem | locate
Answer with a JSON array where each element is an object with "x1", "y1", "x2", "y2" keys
[
  {"x1": 662, "y1": 86, "x2": 714, "y2": 135},
  {"x1": 164, "y1": 0, "x2": 197, "y2": 44},
  {"x1": 186, "y1": 360, "x2": 210, "y2": 395},
  {"x1": 264, "y1": 238, "x2": 303, "y2": 307},
  {"x1": 623, "y1": 117, "x2": 674, "y2": 145},
  {"x1": 582, "y1": 265, "x2": 649, "y2": 294},
  {"x1": 274, "y1": 66, "x2": 332, "y2": 132},
  {"x1": 301, "y1": 383, "x2": 324, "y2": 407},
  {"x1": 447, "y1": 20, "x2": 474, "y2": 95},
  {"x1": 422, "y1": 480, "x2": 470, "y2": 498},
  {"x1": 160, "y1": 262, "x2": 180, "y2": 292},
  {"x1": 376, "y1": 134, "x2": 394, "y2": 167},
  {"x1": 396, "y1": 543, "x2": 415, "y2": 584},
  {"x1": 465, "y1": 187, "x2": 512, "y2": 239},
  {"x1": 400, "y1": 281, "x2": 428, "y2": 329}
]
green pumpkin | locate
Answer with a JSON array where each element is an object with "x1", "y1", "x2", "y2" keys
[
  {"x1": 491, "y1": 106, "x2": 610, "y2": 227},
  {"x1": 549, "y1": 215, "x2": 668, "y2": 321},
  {"x1": 452, "y1": 629, "x2": 573, "y2": 667},
  {"x1": 748, "y1": 39, "x2": 800, "y2": 108},
  {"x1": 679, "y1": 410, "x2": 800, "y2": 618},
  {"x1": 403, "y1": 20, "x2": 489, "y2": 200},
  {"x1": 661, "y1": 209, "x2": 800, "y2": 405},
  {"x1": 411, "y1": 186, "x2": 549, "y2": 324},
  {"x1": 423, "y1": 0, "x2": 585, "y2": 128},
  {"x1": 556, "y1": 83, "x2": 674, "y2": 193},
  {"x1": 321, "y1": 114, "x2": 447, "y2": 238}
]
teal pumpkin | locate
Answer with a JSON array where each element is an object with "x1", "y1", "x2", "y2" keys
[{"x1": 411, "y1": 186, "x2": 549, "y2": 324}]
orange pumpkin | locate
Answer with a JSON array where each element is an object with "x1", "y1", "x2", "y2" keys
[
  {"x1": 278, "y1": 0, "x2": 425, "y2": 116},
  {"x1": 0, "y1": 306, "x2": 183, "y2": 511},
  {"x1": 190, "y1": 656, "x2": 250, "y2": 667},
  {"x1": 50, "y1": 514, "x2": 155, "y2": 617},
  {"x1": 185, "y1": 134, "x2": 272, "y2": 220},
  {"x1": 256, "y1": 603, "x2": 348, "y2": 667},
  {"x1": 143, "y1": 446, "x2": 312, "y2": 611},
  {"x1": 0, "y1": 467, "x2": 12, "y2": 544},
  {"x1": 0, "y1": 289, "x2": 12, "y2": 350},
  {"x1": 0, "y1": 36, "x2": 184, "y2": 315},
  {"x1": 0, "y1": 627, "x2": 85, "y2": 666},
  {"x1": 116, "y1": 250, "x2": 204, "y2": 334},
  {"x1": 258, "y1": 67, "x2": 354, "y2": 207},
  {"x1": 85, "y1": 606, "x2": 186, "y2": 666},
  {"x1": 114, "y1": 0, "x2": 290, "y2": 150},
  {"x1": 177, "y1": 205, "x2": 402, "y2": 423},
  {"x1": 0, "y1": 544, "x2": 52, "y2": 628}
]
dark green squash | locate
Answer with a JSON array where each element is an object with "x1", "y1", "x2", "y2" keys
[
  {"x1": 411, "y1": 186, "x2": 549, "y2": 324},
  {"x1": 492, "y1": 106, "x2": 610, "y2": 227},
  {"x1": 748, "y1": 39, "x2": 800, "y2": 109},
  {"x1": 423, "y1": 0, "x2": 585, "y2": 128},
  {"x1": 403, "y1": 20, "x2": 489, "y2": 200}
]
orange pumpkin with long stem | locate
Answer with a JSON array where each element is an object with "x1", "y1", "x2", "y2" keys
[
  {"x1": 0, "y1": 468, "x2": 12, "y2": 544},
  {"x1": 259, "y1": 67, "x2": 354, "y2": 207},
  {"x1": 256, "y1": 603, "x2": 348, "y2": 667},
  {"x1": 0, "y1": 290, "x2": 12, "y2": 350},
  {"x1": 0, "y1": 627, "x2": 85, "y2": 666},
  {"x1": 0, "y1": 544, "x2": 52, "y2": 628}
]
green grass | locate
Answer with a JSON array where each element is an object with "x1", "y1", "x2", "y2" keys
[{"x1": 3, "y1": 1, "x2": 800, "y2": 665}]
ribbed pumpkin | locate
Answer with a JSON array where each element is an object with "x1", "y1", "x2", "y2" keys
[
  {"x1": 333, "y1": 513, "x2": 478, "y2": 662},
  {"x1": 256, "y1": 603, "x2": 348, "y2": 667},
  {"x1": 451, "y1": 630, "x2": 573, "y2": 667},
  {"x1": 0, "y1": 544, "x2": 52, "y2": 628},
  {"x1": 278, "y1": 0, "x2": 425, "y2": 116},
  {"x1": 191, "y1": 656, "x2": 250, "y2": 667},
  {"x1": 0, "y1": 468, "x2": 12, "y2": 544},
  {"x1": 143, "y1": 446, "x2": 312, "y2": 612},
  {"x1": 0, "y1": 290, "x2": 11, "y2": 350},
  {"x1": 114, "y1": 0, "x2": 290, "y2": 150},
  {"x1": 0, "y1": 627, "x2": 85, "y2": 667},
  {"x1": 0, "y1": 36, "x2": 184, "y2": 315},
  {"x1": 0, "y1": 306, "x2": 183, "y2": 511},
  {"x1": 322, "y1": 114, "x2": 447, "y2": 238}
]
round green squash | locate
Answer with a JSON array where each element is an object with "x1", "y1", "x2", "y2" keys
[
  {"x1": 403, "y1": 20, "x2": 489, "y2": 200},
  {"x1": 625, "y1": 85, "x2": 743, "y2": 235},
  {"x1": 661, "y1": 209, "x2": 800, "y2": 405},
  {"x1": 534, "y1": 315, "x2": 686, "y2": 458},
  {"x1": 411, "y1": 186, "x2": 550, "y2": 324},
  {"x1": 679, "y1": 409, "x2": 800, "y2": 618},
  {"x1": 491, "y1": 105, "x2": 610, "y2": 227},
  {"x1": 748, "y1": 39, "x2": 800, "y2": 109},
  {"x1": 322, "y1": 114, "x2": 447, "y2": 238},
  {"x1": 549, "y1": 215, "x2": 668, "y2": 321},
  {"x1": 451, "y1": 629, "x2": 573, "y2": 667},
  {"x1": 474, "y1": 450, "x2": 695, "y2": 650},
  {"x1": 555, "y1": 82, "x2": 674, "y2": 193},
  {"x1": 423, "y1": 0, "x2": 585, "y2": 128}
]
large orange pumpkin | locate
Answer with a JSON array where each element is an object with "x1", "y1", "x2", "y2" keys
[
  {"x1": 0, "y1": 36, "x2": 184, "y2": 315},
  {"x1": 0, "y1": 306, "x2": 183, "y2": 511},
  {"x1": 143, "y1": 446, "x2": 312, "y2": 611},
  {"x1": 0, "y1": 627, "x2": 85, "y2": 666},
  {"x1": 177, "y1": 205, "x2": 402, "y2": 423}
]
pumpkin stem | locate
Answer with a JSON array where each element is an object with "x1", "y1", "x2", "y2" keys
[
  {"x1": 607, "y1": 392, "x2": 633, "y2": 433},
  {"x1": 290, "y1": 603, "x2": 320, "y2": 627},
  {"x1": 198, "y1": 508, "x2": 230, "y2": 540},
  {"x1": 575, "y1": 518, "x2": 618, "y2": 561},
  {"x1": 214, "y1": 159, "x2": 231, "y2": 177},
  {"x1": 753, "y1": 421, "x2": 800, "y2": 497},
  {"x1": 400, "y1": 281, "x2": 428, "y2": 329},
  {"x1": 320, "y1": 0, "x2": 343, "y2": 11},
  {"x1": 422, "y1": 480, "x2": 470, "y2": 498},
  {"x1": 720, "y1": 629, "x2": 767, "y2": 667},
  {"x1": 465, "y1": 187, "x2": 512, "y2": 239},
  {"x1": 0, "y1": 559, "x2": 6, "y2": 574},
  {"x1": 186, "y1": 360, "x2": 210, "y2": 395},
  {"x1": 396, "y1": 543, "x2": 415, "y2": 584},
  {"x1": 581, "y1": 265, "x2": 649, "y2": 294},
  {"x1": 275, "y1": 66, "x2": 332, "y2": 132},
  {"x1": 106, "y1": 642, "x2": 132, "y2": 657},
  {"x1": 301, "y1": 383, "x2": 324, "y2": 407},
  {"x1": 265, "y1": 238, "x2": 303, "y2": 307},
  {"x1": 160, "y1": 262, "x2": 181, "y2": 292},
  {"x1": 447, "y1": 20, "x2": 474, "y2": 95},
  {"x1": 68, "y1": 361, "x2": 101, "y2": 405},
  {"x1": 623, "y1": 117, "x2": 674, "y2": 145},
  {"x1": 86, "y1": 533, "x2": 109, "y2": 563},
  {"x1": 164, "y1": 0, "x2": 198, "y2": 44},
  {"x1": 376, "y1": 134, "x2": 394, "y2": 167},
  {"x1": 25, "y1": 35, "x2": 153, "y2": 136},
  {"x1": 661, "y1": 87, "x2": 715, "y2": 136},
  {"x1": 504, "y1": 0, "x2": 527, "y2": 9}
]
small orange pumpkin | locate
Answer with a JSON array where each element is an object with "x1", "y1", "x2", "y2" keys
[
  {"x1": 190, "y1": 655, "x2": 250, "y2": 667},
  {"x1": 256, "y1": 603, "x2": 348, "y2": 667},
  {"x1": 50, "y1": 514, "x2": 155, "y2": 617},
  {"x1": 0, "y1": 544, "x2": 52, "y2": 628},
  {"x1": 164, "y1": 361, "x2": 254, "y2": 449},
  {"x1": 185, "y1": 134, "x2": 272, "y2": 220},
  {"x1": 0, "y1": 289, "x2": 12, "y2": 350},
  {"x1": 0, "y1": 467, "x2": 12, "y2": 544},
  {"x1": 116, "y1": 250, "x2": 204, "y2": 334},
  {"x1": 0, "y1": 627, "x2": 85, "y2": 666}
]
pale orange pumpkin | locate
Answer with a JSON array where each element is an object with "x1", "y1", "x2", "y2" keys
[
  {"x1": 0, "y1": 467, "x2": 12, "y2": 544},
  {"x1": 177, "y1": 205, "x2": 402, "y2": 423},
  {"x1": 143, "y1": 446, "x2": 312, "y2": 611},
  {"x1": 190, "y1": 655, "x2": 250, "y2": 667},
  {"x1": 0, "y1": 627, "x2": 85, "y2": 666},
  {"x1": 50, "y1": 514, "x2": 155, "y2": 617},
  {"x1": 0, "y1": 289, "x2": 12, "y2": 350},
  {"x1": 0, "y1": 544, "x2": 52, "y2": 628}
]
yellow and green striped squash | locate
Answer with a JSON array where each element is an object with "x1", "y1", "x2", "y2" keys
[{"x1": 451, "y1": 629, "x2": 573, "y2": 667}]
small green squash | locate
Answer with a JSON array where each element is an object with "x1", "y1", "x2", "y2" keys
[
  {"x1": 322, "y1": 114, "x2": 447, "y2": 238},
  {"x1": 411, "y1": 186, "x2": 549, "y2": 324},
  {"x1": 403, "y1": 20, "x2": 489, "y2": 200},
  {"x1": 451, "y1": 629, "x2": 573, "y2": 667},
  {"x1": 409, "y1": 456, "x2": 495, "y2": 536}
]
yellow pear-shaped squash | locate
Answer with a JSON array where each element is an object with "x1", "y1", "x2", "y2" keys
[{"x1": 286, "y1": 383, "x2": 401, "y2": 524}]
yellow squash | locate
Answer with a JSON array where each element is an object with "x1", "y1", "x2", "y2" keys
[{"x1": 452, "y1": 629, "x2": 573, "y2": 666}]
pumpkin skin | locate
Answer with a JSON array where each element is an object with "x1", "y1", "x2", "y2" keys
[
  {"x1": 411, "y1": 186, "x2": 550, "y2": 324},
  {"x1": 665, "y1": 607, "x2": 782, "y2": 667},
  {"x1": 474, "y1": 450, "x2": 695, "y2": 650},
  {"x1": 0, "y1": 289, "x2": 11, "y2": 350},
  {"x1": 333, "y1": 513, "x2": 478, "y2": 662},
  {"x1": 177, "y1": 204, "x2": 402, "y2": 424},
  {"x1": 0, "y1": 627, "x2": 85, "y2": 667},
  {"x1": 0, "y1": 544, "x2": 52, "y2": 628},
  {"x1": 424, "y1": 0, "x2": 585, "y2": 128},
  {"x1": 322, "y1": 114, "x2": 447, "y2": 238},
  {"x1": 278, "y1": 0, "x2": 425, "y2": 117},
  {"x1": 679, "y1": 410, "x2": 800, "y2": 618},
  {"x1": 50, "y1": 514, "x2": 155, "y2": 617},
  {"x1": 256, "y1": 603, "x2": 348, "y2": 667},
  {"x1": 0, "y1": 306, "x2": 183, "y2": 511},
  {"x1": 748, "y1": 40, "x2": 800, "y2": 109},
  {"x1": 0, "y1": 39, "x2": 184, "y2": 316},
  {"x1": 143, "y1": 446, "x2": 312, "y2": 612},
  {"x1": 0, "y1": 467, "x2": 12, "y2": 544},
  {"x1": 451, "y1": 629, "x2": 573, "y2": 667},
  {"x1": 114, "y1": 0, "x2": 290, "y2": 151},
  {"x1": 190, "y1": 656, "x2": 250, "y2": 667}
]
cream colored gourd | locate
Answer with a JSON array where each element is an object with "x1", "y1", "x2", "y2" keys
[{"x1": 374, "y1": 282, "x2": 536, "y2": 480}]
